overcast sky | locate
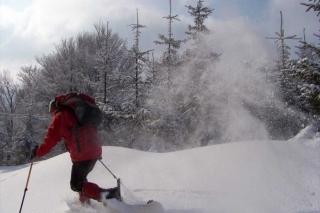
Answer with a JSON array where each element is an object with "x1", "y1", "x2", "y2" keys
[{"x1": 0, "y1": 0, "x2": 319, "y2": 79}]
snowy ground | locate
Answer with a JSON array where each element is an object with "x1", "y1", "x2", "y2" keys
[{"x1": 1, "y1": 127, "x2": 320, "y2": 213}]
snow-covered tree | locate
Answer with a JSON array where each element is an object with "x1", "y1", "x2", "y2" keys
[
  {"x1": 185, "y1": 0, "x2": 213, "y2": 40},
  {"x1": 36, "y1": 30, "x2": 101, "y2": 98},
  {"x1": 183, "y1": 0, "x2": 219, "y2": 72},
  {"x1": 17, "y1": 66, "x2": 49, "y2": 143},
  {"x1": 154, "y1": 0, "x2": 185, "y2": 56},
  {"x1": 290, "y1": 56, "x2": 320, "y2": 115},
  {"x1": 154, "y1": 0, "x2": 186, "y2": 75},
  {"x1": 288, "y1": 1, "x2": 320, "y2": 116},
  {"x1": 0, "y1": 71, "x2": 19, "y2": 148},
  {"x1": 300, "y1": 0, "x2": 320, "y2": 57},
  {"x1": 266, "y1": 11, "x2": 302, "y2": 106},
  {"x1": 266, "y1": 11, "x2": 301, "y2": 68},
  {"x1": 94, "y1": 22, "x2": 128, "y2": 104},
  {"x1": 128, "y1": 9, "x2": 153, "y2": 107},
  {"x1": 37, "y1": 41, "x2": 74, "y2": 94},
  {"x1": 301, "y1": 0, "x2": 320, "y2": 16},
  {"x1": 0, "y1": 71, "x2": 30, "y2": 165}
]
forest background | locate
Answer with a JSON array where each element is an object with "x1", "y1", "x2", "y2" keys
[{"x1": 1, "y1": 0, "x2": 319, "y2": 165}]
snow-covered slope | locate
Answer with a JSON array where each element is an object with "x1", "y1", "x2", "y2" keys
[{"x1": 1, "y1": 138, "x2": 319, "y2": 213}]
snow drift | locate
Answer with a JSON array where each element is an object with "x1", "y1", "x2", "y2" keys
[{"x1": 1, "y1": 132, "x2": 319, "y2": 212}]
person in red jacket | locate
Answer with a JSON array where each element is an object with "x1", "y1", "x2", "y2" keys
[{"x1": 31, "y1": 94, "x2": 120, "y2": 204}]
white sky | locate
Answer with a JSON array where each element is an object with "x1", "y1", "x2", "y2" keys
[{"x1": 0, "y1": 0, "x2": 319, "y2": 79}]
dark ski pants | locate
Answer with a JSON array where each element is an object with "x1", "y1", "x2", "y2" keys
[{"x1": 70, "y1": 158, "x2": 101, "y2": 201}]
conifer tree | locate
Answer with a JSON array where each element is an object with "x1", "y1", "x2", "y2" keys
[
  {"x1": 154, "y1": 0, "x2": 186, "y2": 61},
  {"x1": 185, "y1": 0, "x2": 213, "y2": 40},
  {"x1": 182, "y1": 0, "x2": 219, "y2": 92},
  {"x1": 153, "y1": 0, "x2": 186, "y2": 91},
  {"x1": 266, "y1": 11, "x2": 301, "y2": 105},
  {"x1": 266, "y1": 11, "x2": 301, "y2": 68},
  {"x1": 290, "y1": 0, "x2": 320, "y2": 116},
  {"x1": 183, "y1": 0, "x2": 219, "y2": 67},
  {"x1": 128, "y1": 9, "x2": 153, "y2": 107},
  {"x1": 300, "y1": 0, "x2": 320, "y2": 56}
]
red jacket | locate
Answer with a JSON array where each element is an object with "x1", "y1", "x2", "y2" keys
[{"x1": 36, "y1": 108, "x2": 102, "y2": 162}]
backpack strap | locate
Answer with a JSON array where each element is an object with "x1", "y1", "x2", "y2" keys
[
  {"x1": 67, "y1": 124, "x2": 82, "y2": 153},
  {"x1": 73, "y1": 125, "x2": 81, "y2": 153}
]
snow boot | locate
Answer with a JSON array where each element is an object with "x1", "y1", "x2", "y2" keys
[
  {"x1": 82, "y1": 182, "x2": 101, "y2": 201},
  {"x1": 100, "y1": 187, "x2": 121, "y2": 201}
]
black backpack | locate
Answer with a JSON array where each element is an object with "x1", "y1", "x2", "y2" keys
[
  {"x1": 57, "y1": 93, "x2": 102, "y2": 153},
  {"x1": 60, "y1": 93, "x2": 102, "y2": 127}
]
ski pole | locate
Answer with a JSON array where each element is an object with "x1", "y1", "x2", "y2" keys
[
  {"x1": 98, "y1": 157, "x2": 118, "y2": 180},
  {"x1": 19, "y1": 158, "x2": 34, "y2": 213},
  {"x1": 98, "y1": 158, "x2": 122, "y2": 201}
]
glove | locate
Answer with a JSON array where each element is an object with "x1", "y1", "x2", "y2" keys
[{"x1": 30, "y1": 146, "x2": 38, "y2": 159}]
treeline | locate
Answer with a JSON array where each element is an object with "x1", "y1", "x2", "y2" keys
[{"x1": 1, "y1": 0, "x2": 319, "y2": 165}]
